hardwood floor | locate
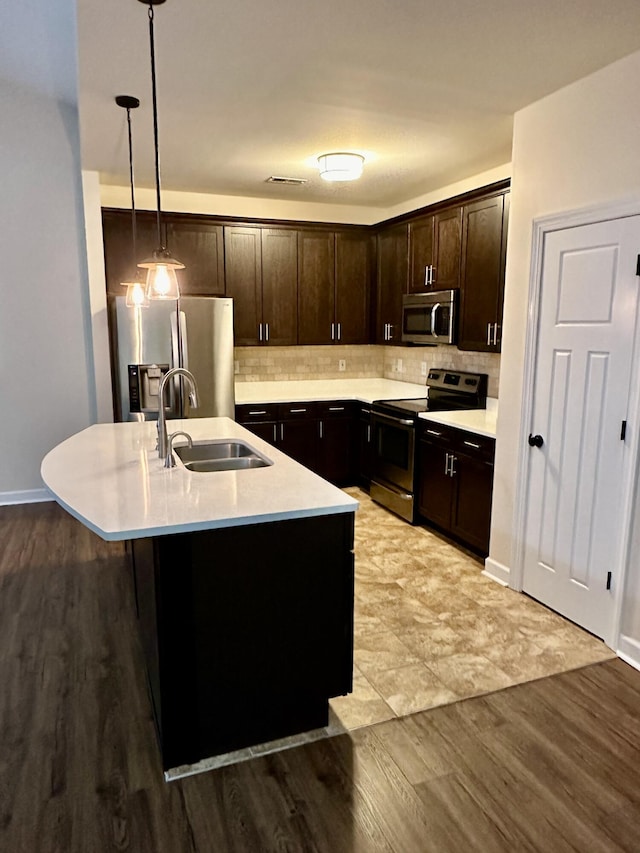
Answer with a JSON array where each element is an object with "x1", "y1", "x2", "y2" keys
[{"x1": 2, "y1": 501, "x2": 640, "y2": 852}]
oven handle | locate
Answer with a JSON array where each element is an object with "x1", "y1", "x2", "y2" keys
[
  {"x1": 431, "y1": 302, "x2": 441, "y2": 338},
  {"x1": 372, "y1": 411, "x2": 415, "y2": 428}
]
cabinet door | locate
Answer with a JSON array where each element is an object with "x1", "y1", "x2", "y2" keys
[
  {"x1": 224, "y1": 226, "x2": 262, "y2": 346},
  {"x1": 408, "y1": 216, "x2": 434, "y2": 292},
  {"x1": 450, "y1": 451, "x2": 494, "y2": 555},
  {"x1": 417, "y1": 438, "x2": 454, "y2": 529},
  {"x1": 279, "y1": 418, "x2": 321, "y2": 472},
  {"x1": 433, "y1": 207, "x2": 462, "y2": 290},
  {"x1": 298, "y1": 231, "x2": 335, "y2": 345},
  {"x1": 240, "y1": 420, "x2": 278, "y2": 445},
  {"x1": 261, "y1": 229, "x2": 298, "y2": 346},
  {"x1": 458, "y1": 193, "x2": 507, "y2": 352},
  {"x1": 318, "y1": 403, "x2": 358, "y2": 486},
  {"x1": 165, "y1": 219, "x2": 225, "y2": 296},
  {"x1": 376, "y1": 224, "x2": 408, "y2": 343},
  {"x1": 102, "y1": 210, "x2": 159, "y2": 295},
  {"x1": 358, "y1": 406, "x2": 373, "y2": 486},
  {"x1": 335, "y1": 231, "x2": 371, "y2": 344}
]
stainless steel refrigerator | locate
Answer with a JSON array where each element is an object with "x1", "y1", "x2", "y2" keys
[{"x1": 111, "y1": 296, "x2": 235, "y2": 422}]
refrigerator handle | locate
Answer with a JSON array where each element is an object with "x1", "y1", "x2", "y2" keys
[
  {"x1": 179, "y1": 310, "x2": 189, "y2": 371},
  {"x1": 170, "y1": 310, "x2": 180, "y2": 370}
]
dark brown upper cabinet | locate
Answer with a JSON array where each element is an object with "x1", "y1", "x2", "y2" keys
[
  {"x1": 260, "y1": 228, "x2": 298, "y2": 346},
  {"x1": 102, "y1": 210, "x2": 160, "y2": 295},
  {"x1": 165, "y1": 218, "x2": 225, "y2": 296},
  {"x1": 458, "y1": 192, "x2": 509, "y2": 352},
  {"x1": 334, "y1": 231, "x2": 371, "y2": 345},
  {"x1": 408, "y1": 207, "x2": 462, "y2": 293},
  {"x1": 225, "y1": 226, "x2": 298, "y2": 346},
  {"x1": 376, "y1": 223, "x2": 408, "y2": 343},
  {"x1": 298, "y1": 230, "x2": 371, "y2": 345},
  {"x1": 224, "y1": 226, "x2": 262, "y2": 346}
]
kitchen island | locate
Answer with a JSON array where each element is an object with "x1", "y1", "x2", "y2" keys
[{"x1": 42, "y1": 418, "x2": 358, "y2": 771}]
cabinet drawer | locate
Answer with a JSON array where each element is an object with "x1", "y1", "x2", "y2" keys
[
  {"x1": 278, "y1": 402, "x2": 317, "y2": 419},
  {"x1": 451, "y1": 430, "x2": 495, "y2": 462},
  {"x1": 317, "y1": 401, "x2": 356, "y2": 418},
  {"x1": 235, "y1": 403, "x2": 280, "y2": 422},
  {"x1": 419, "y1": 423, "x2": 456, "y2": 447}
]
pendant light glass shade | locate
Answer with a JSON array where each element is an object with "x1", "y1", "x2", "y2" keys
[
  {"x1": 317, "y1": 152, "x2": 364, "y2": 182},
  {"x1": 122, "y1": 279, "x2": 150, "y2": 307},
  {"x1": 139, "y1": 249, "x2": 184, "y2": 300}
]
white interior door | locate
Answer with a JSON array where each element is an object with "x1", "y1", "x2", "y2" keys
[{"x1": 523, "y1": 216, "x2": 640, "y2": 639}]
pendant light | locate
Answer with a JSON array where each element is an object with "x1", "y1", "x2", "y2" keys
[
  {"x1": 137, "y1": 0, "x2": 184, "y2": 300},
  {"x1": 116, "y1": 94, "x2": 149, "y2": 308}
]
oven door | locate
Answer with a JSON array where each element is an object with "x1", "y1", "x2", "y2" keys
[{"x1": 371, "y1": 410, "x2": 416, "y2": 492}]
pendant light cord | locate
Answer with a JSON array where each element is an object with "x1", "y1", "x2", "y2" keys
[
  {"x1": 125, "y1": 105, "x2": 138, "y2": 270},
  {"x1": 148, "y1": 3, "x2": 164, "y2": 250}
]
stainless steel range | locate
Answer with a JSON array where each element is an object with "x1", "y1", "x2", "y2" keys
[{"x1": 370, "y1": 369, "x2": 488, "y2": 522}]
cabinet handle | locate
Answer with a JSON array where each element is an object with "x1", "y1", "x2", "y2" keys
[
  {"x1": 249, "y1": 410, "x2": 267, "y2": 416},
  {"x1": 329, "y1": 406, "x2": 345, "y2": 412},
  {"x1": 426, "y1": 429, "x2": 442, "y2": 436},
  {"x1": 319, "y1": 421, "x2": 323, "y2": 439},
  {"x1": 289, "y1": 408, "x2": 307, "y2": 413},
  {"x1": 383, "y1": 322, "x2": 388, "y2": 340},
  {"x1": 431, "y1": 266, "x2": 436, "y2": 285},
  {"x1": 272, "y1": 424, "x2": 277, "y2": 443},
  {"x1": 259, "y1": 323, "x2": 263, "y2": 342},
  {"x1": 424, "y1": 266, "x2": 430, "y2": 288},
  {"x1": 463, "y1": 440, "x2": 482, "y2": 449},
  {"x1": 444, "y1": 452, "x2": 450, "y2": 475},
  {"x1": 388, "y1": 323, "x2": 394, "y2": 340},
  {"x1": 280, "y1": 423, "x2": 284, "y2": 442},
  {"x1": 493, "y1": 324, "x2": 500, "y2": 346},
  {"x1": 331, "y1": 323, "x2": 335, "y2": 341},
  {"x1": 265, "y1": 322, "x2": 269, "y2": 342},
  {"x1": 337, "y1": 322, "x2": 341, "y2": 341},
  {"x1": 367, "y1": 424, "x2": 371, "y2": 442},
  {"x1": 449, "y1": 455, "x2": 457, "y2": 477}
]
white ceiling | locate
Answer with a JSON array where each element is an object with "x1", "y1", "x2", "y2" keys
[{"x1": 77, "y1": 0, "x2": 640, "y2": 209}]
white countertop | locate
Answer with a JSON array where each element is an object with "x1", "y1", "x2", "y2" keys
[
  {"x1": 41, "y1": 418, "x2": 358, "y2": 542},
  {"x1": 419, "y1": 399, "x2": 498, "y2": 438},
  {"x1": 235, "y1": 378, "x2": 429, "y2": 405}
]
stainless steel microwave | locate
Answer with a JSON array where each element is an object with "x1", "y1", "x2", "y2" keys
[{"x1": 401, "y1": 290, "x2": 457, "y2": 345}]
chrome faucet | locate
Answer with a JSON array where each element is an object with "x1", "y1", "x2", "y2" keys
[{"x1": 156, "y1": 368, "x2": 200, "y2": 458}]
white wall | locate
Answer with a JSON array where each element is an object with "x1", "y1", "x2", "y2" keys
[
  {"x1": 488, "y1": 50, "x2": 640, "y2": 643},
  {"x1": 0, "y1": 1, "x2": 95, "y2": 502}
]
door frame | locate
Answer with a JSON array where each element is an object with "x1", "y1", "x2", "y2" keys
[{"x1": 511, "y1": 196, "x2": 640, "y2": 648}]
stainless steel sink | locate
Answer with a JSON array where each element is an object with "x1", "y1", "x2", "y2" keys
[{"x1": 174, "y1": 440, "x2": 272, "y2": 473}]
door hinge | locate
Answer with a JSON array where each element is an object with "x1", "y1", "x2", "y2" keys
[
  {"x1": 606, "y1": 571, "x2": 612, "y2": 591},
  {"x1": 636, "y1": 255, "x2": 640, "y2": 276},
  {"x1": 621, "y1": 420, "x2": 627, "y2": 441}
]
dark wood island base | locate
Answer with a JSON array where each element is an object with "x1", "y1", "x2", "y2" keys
[{"x1": 131, "y1": 512, "x2": 355, "y2": 771}]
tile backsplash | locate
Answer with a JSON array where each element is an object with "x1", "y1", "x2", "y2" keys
[{"x1": 235, "y1": 345, "x2": 500, "y2": 397}]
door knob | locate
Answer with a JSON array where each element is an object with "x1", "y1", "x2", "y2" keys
[{"x1": 528, "y1": 434, "x2": 544, "y2": 448}]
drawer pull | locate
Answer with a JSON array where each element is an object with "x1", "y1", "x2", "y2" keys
[
  {"x1": 249, "y1": 410, "x2": 267, "y2": 416},
  {"x1": 329, "y1": 406, "x2": 345, "y2": 412},
  {"x1": 289, "y1": 408, "x2": 307, "y2": 413},
  {"x1": 426, "y1": 429, "x2": 442, "y2": 436},
  {"x1": 463, "y1": 440, "x2": 482, "y2": 449}
]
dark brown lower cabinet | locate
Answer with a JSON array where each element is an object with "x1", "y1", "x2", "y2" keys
[
  {"x1": 236, "y1": 401, "x2": 357, "y2": 486},
  {"x1": 417, "y1": 423, "x2": 494, "y2": 555},
  {"x1": 131, "y1": 513, "x2": 355, "y2": 770}
]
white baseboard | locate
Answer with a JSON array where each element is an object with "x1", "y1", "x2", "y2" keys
[
  {"x1": 616, "y1": 634, "x2": 640, "y2": 672},
  {"x1": 482, "y1": 556, "x2": 510, "y2": 587},
  {"x1": 0, "y1": 488, "x2": 52, "y2": 506}
]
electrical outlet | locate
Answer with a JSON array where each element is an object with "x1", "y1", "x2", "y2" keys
[
  {"x1": 234, "y1": 360, "x2": 240, "y2": 375},
  {"x1": 396, "y1": 358, "x2": 403, "y2": 373},
  {"x1": 421, "y1": 361, "x2": 427, "y2": 377},
  {"x1": 338, "y1": 359, "x2": 346, "y2": 372}
]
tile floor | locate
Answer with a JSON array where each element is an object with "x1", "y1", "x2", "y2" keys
[
  {"x1": 169, "y1": 486, "x2": 615, "y2": 778},
  {"x1": 328, "y1": 487, "x2": 615, "y2": 729}
]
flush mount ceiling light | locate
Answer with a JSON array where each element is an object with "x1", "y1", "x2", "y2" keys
[
  {"x1": 317, "y1": 152, "x2": 365, "y2": 182},
  {"x1": 137, "y1": 0, "x2": 184, "y2": 301},
  {"x1": 115, "y1": 94, "x2": 149, "y2": 309}
]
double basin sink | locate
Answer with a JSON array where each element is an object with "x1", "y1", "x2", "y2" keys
[{"x1": 174, "y1": 439, "x2": 272, "y2": 473}]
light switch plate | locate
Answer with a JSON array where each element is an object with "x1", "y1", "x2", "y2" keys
[
  {"x1": 338, "y1": 359, "x2": 346, "y2": 372},
  {"x1": 421, "y1": 362, "x2": 427, "y2": 376}
]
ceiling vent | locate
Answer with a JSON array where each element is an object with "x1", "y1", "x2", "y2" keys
[{"x1": 266, "y1": 176, "x2": 308, "y2": 186}]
